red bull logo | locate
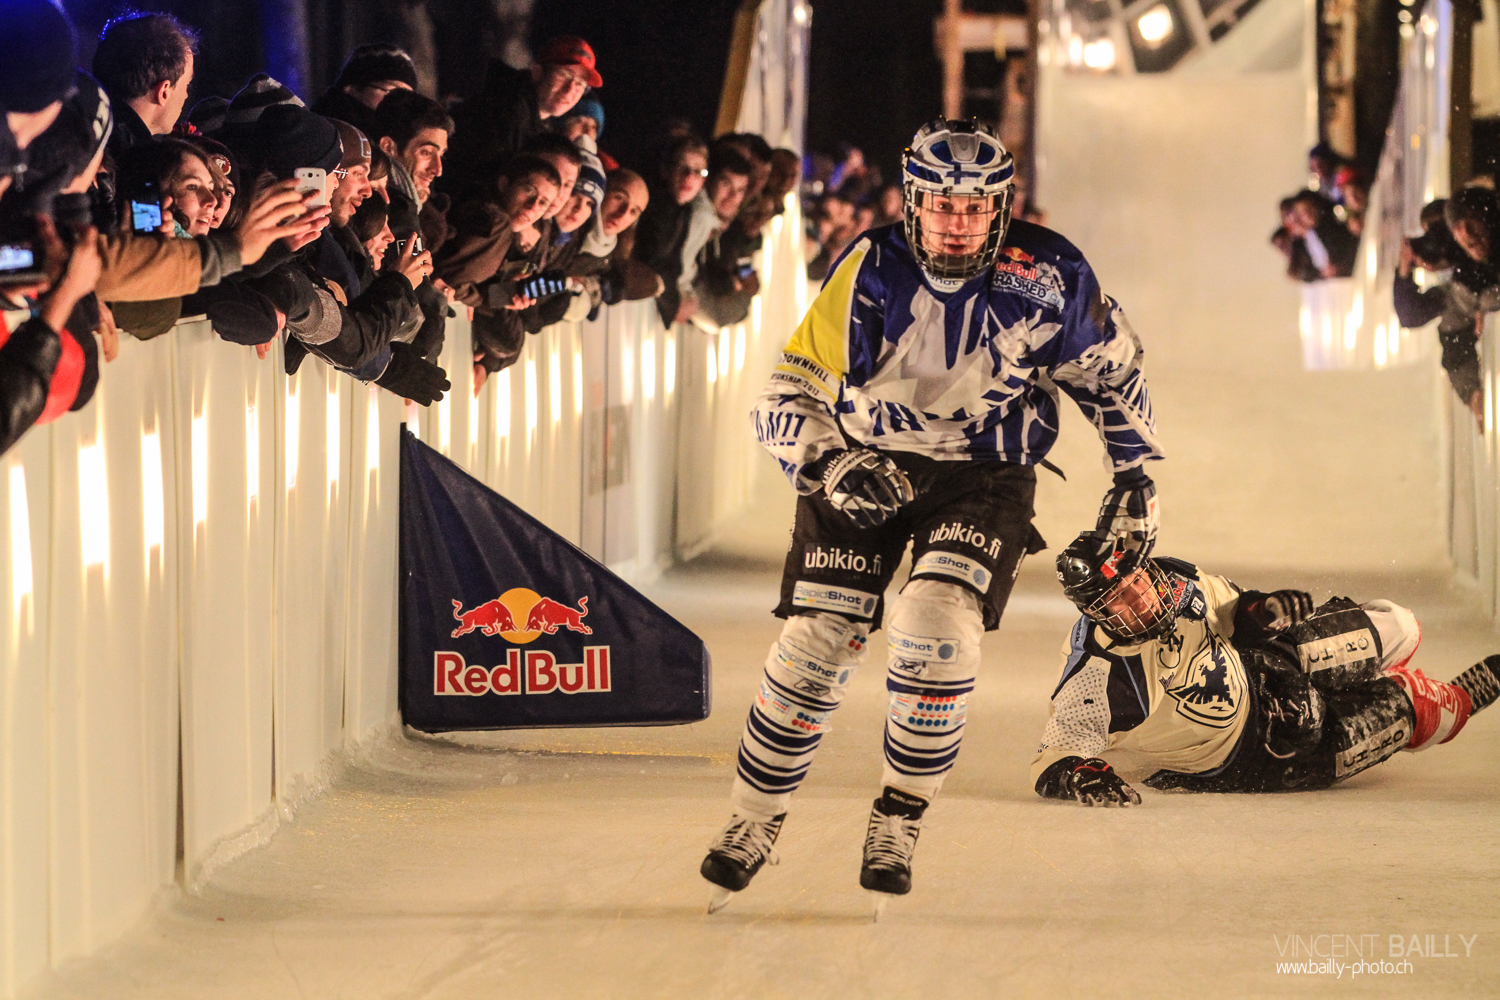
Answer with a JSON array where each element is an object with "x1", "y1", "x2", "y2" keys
[
  {"x1": 450, "y1": 587, "x2": 592, "y2": 641},
  {"x1": 1000, "y1": 246, "x2": 1034, "y2": 264},
  {"x1": 433, "y1": 647, "x2": 612, "y2": 696}
]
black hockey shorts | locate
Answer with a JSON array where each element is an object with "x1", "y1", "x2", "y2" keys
[
  {"x1": 1144, "y1": 650, "x2": 1414, "y2": 794},
  {"x1": 775, "y1": 454, "x2": 1044, "y2": 632}
]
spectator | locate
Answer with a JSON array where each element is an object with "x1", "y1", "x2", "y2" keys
[
  {"x1": 0, "y1": 0, "x2": 96, "y2": 456},
  {"x1": 632, "y1": 136, "x2": 707, "y2": 318},
  {"x1": 869, "y1": 183, "x2": 903, "y2": 229},
  {"x1": 1394, "y1": 202, "x2": 1453, "y2": 330},
  {"x1": 554, "y1": 95, "x2": 604, "y2": 144},
  {"x1": 1308, "y1": 143, "x2": 1344, "y2": 202},
  {"x1": 663, "y1": 144, "x2": 752, "y2": 326},
  {"x1": 92, "y1": 12, "x2": 197, "y2": 157},
  {"x1": 369, "y1": 89, "x2": 454, "y2": 364},
  {"x1": 312, "y1": 44, "x2": 418, "y2": 138},
  {"x1": 434, "y1": 154, "x2": 559, "y2": 309},
  {"x1": 446, "y1": 35, "x2": 602, "y2": 188},
  {"x1": 371, "y1": 89, "x2": 452, "y2": 209},
  {"x1": 1279, "y1": 190, "x2": 1357, "y2": 280},
  {"x1": 807, "y1": 191, "x2": 859, "y2": 282},
  {"x1": 0, "y1": 0, "x2": 77, "y2": 201},
  {"x1": 1434, "y1": 187, "x2": 1500, "y2": 424}
]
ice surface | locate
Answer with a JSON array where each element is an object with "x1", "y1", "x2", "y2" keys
[{"x1": 21, "y1": 542, "x2": 1500, "y2": 998}]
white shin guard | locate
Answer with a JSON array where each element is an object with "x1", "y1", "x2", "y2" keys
[
  {"x1": 730, "y1": 612, "x2": 871, "y2": 818},
  {"x1": 881, "y1": 579, "x2": 983, "y2": 800}
]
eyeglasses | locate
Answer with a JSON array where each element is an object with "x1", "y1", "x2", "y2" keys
[{"x1": 331, "y1": 168, "x2": 349, "y2": 180}]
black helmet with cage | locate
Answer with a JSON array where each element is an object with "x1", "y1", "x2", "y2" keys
[{"x1": 1056, "y1": 531, "x2": 1180, "y2": 644}]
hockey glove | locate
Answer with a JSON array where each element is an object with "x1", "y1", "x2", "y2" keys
[
  {"x1": 1036, "y1": 756, "x2": 1142, "y2": 807},
  {"x1": 818, "y1": 448, "x2": 915, "y2": 529},
  {"x1": 375, "y1": 342, "x2": 450, "y2": 406},
  {"x1": 1096, "y1": 466, "x2": 1159, "y2": 559},
  {"x1": 1260, "y1": 589, "x2": 1314, "y2": 630}
]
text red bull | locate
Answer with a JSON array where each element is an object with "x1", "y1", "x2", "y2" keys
[{"x1": 433, "y1": 648, "x2": 613, "y2": 696}]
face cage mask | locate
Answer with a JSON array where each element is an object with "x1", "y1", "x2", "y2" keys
[
  {"x1": 1081, "y1": 560, "x2": 1179, "y2": 645},
  {"x1": 903, "y1": 185, "x2": 1013, "y2": 283}
]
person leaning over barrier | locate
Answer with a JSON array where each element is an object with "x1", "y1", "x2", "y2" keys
[
  {"x1": 91, "y1": 10, "x2": 198, "y2": 160},
  {"x1": 1433, "y1": 187, "x2": 1500, "y2": 427}
]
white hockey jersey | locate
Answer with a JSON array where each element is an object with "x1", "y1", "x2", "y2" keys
[{"x1": 1031, "y1": 566, "x2": 1252, "y2": 785}]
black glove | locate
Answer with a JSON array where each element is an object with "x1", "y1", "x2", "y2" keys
[
  {"x1": 375, "y1": 342, "x2": 450, "y2": 405},
  {"x1": 1096, "y1": 466, "x2": 1158, "y2": 559},
  {"x1": 1036, "y1": 755, "x2": 1142, "y2": 807},
  {"x1": 1259, "y1": 589, "x2": 1314, "y2": 630},
  {"x1": 815, "y1": 448, "x2": 915, "y2": 529}
]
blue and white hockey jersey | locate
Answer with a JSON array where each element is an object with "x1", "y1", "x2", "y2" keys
[{"x1": 753, "y1": 221, "x2": 1164, "y2": 493}]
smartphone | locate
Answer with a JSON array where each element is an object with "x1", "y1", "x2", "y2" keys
[
  {"x1": 736, "y1": 262, "x2": 756, "y2": 280},
  {"x1": 410, "y1": 234, "x2": 424, "y2": 255},
  {"x1": 295, "y1": 168, "x2": 329, "y2": 208},
  {"x1": 130, "y1": 177, "x2": 163, "y2": 234},
  {"x1": 0, "y1": 242, "x2": 46, "y2": 286}
]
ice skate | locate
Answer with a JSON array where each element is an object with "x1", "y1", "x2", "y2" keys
[
  {"x1": 1389, "y1": 666, "x2": 1473, "y2": 750},
  {"x1": 1452, "y1": 655, "x2": 1500, "y2": 715},
  {"x1": 700, "y1": 813, "x2": 784, "y2": 913},
  {"x1": 860, "y1": 787, "x2": 927, "y2": 917}
]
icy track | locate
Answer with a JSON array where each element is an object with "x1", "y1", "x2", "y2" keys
[{"x1": 21, "y1": 537, "x2": 1500, "y2": 999}]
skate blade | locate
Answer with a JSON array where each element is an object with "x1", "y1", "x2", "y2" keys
[
  {"x1": 869, "y1": 891, "x2": 892, "y2": 923},
  {"x1": 707, "y1": 885, "x2": 736, "y2": 914}
]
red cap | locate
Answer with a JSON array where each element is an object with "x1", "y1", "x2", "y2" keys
[{"x1": 538, "y1": 35, "x2": 603, "y2": 88}]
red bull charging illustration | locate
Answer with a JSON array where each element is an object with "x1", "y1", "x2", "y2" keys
[{"x1": 450, "y1": 587, "x2": 591, "y2": 641}]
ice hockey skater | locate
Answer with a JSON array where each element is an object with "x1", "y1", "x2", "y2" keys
[
  {"x1": 1033, "y1": 531, "x2": 1500, "y2": 804},
  {"x1": 700, "y1": 117, "x2": 1165, "y2": 914}
]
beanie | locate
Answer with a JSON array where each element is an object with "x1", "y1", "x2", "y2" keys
[
  {"x1": 574, "y1": 145, "x2": 605, "y2": 207},
  {"x1": 253, "y1": 104, "x2": 343, "y2": 179},
  {"x1": 570, "y1": 96, "x2": 604, "y2": 137},
  {"x1": 333, "y1": 43, "x2": 418, "y2": 91}
]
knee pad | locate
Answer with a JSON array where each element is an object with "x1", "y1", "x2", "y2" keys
[
  {"x1": 1361, "y1": 600, "x2": 1421, "y2": 671},
  {"x1": 757, "y1": 612, "x2": 871, "y2": 734},
  {"x1": 885, "y1": 579, "x2": 983, "y2": 733}
]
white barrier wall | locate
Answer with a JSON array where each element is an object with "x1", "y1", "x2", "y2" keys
[{"x1": 1449, "y1": 314, "x2": 1500, "y2": 616}]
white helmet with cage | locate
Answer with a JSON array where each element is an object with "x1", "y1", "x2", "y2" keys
[{"x1": 901, "y1": 118, "x2": 1015, "y2": 284}]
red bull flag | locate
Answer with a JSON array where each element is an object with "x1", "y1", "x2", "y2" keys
[{"x1": 400, "y1": 428, "x2": 711, "y2": 730}]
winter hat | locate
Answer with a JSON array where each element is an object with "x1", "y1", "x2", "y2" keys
[
  {"x1": 223, "y1": 73, "x2": 305, "y2": 127},
  {"x1": 537, "y1": 35, "x2": 603, "y2": 88},
  {"x1": 569, "y1": 96, "x2": 604, "y2": 137},
  {"x1": 252, "y1": 104, "x2": 342, "y2": 179},
  {"x1": 333, "y1": 43, "x2": 418, "y2": 91},
  {"x1": 190, "y1": 135, "x2": 240, "y2": 195},
  {"x1": 328, "y1": 118, "x2": 371, "y2": 173},
  {"x1": 0, "y1": 0, "x2": 78, "y2": 114},
  {"x1": 574, "y1": 144, "x2": 605, "y2": 207},
  {"x1": 188, "y1": 95, "x2": 230, "y2": 136}
]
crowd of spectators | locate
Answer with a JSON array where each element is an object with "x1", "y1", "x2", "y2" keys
[
  {"x1": 1269, "y1": 139, "x2": 1500, "y2": 427},
  {"x1": 1270, "y1": 143, "x2": 1367, "y2": 282},
  {"x1": 0, "y1": 0, "x2": 799, "y2": 455}
]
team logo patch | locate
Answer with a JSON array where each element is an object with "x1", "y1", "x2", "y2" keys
[
  {"x1": 992, "y1": 259, "x2": 1065, "y2": 309},
  {"x1": 792, "y1": 581, "x2": 879, "y2": 618},
  {"x1": 913, "y1": 550, "x2": 990, "y2": 591},
  {"x1": 1165, "y1": 631, "x2": 1244, "y2": 728},
  {"x1": 888, "y1": 626, "x2": 960, "y2": 663}
]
